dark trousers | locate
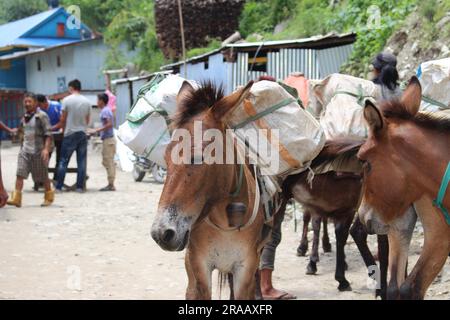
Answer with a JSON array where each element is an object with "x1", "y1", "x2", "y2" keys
[
  {"x1": 56, "y1": 131, "x2": 87, "y2": 190},
  {"x1": 51, "y1": 138, "x2": 62, "y2": 180}
]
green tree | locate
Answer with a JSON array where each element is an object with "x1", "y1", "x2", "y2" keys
[{"x1": 0, "y1": 0, "x2": 47, "y2": 24}]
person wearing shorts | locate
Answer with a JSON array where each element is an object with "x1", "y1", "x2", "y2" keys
[{"x1": 7, "y1": 93, "x2": 55, "y2": 207}]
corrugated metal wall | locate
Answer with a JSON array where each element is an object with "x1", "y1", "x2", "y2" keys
[{"x1": 228, "y1": 44, "x2": 353, "y2": 92}]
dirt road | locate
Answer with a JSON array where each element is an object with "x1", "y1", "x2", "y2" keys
[{"x1": 0, "y1": 143, "x2": 449, "y2": 299}]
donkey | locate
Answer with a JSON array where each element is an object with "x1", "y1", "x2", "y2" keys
[
  {"x1": 151, "y1": 81, "x2": 271, "y2": 299},
  {"x1": 358, "y1": 76, "x2": 450, "y2": 299},
  {"x1": 282, "y1": 139, "x2": 390, "y2": 297}
]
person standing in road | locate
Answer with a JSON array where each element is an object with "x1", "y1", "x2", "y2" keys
[
  {"x1": 6, "y1": 93, "x2": 54, "y2": 207},
  {"x1": 88, "y1": 93, "x2": 116, "y2": 191},
  {"x1": 55, "y1": 79, "x2": 91, "y2": 193}
]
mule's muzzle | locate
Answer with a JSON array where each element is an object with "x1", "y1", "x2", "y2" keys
[{"x1": 151, "y1": 209, "x2": 192, "y2": 251}]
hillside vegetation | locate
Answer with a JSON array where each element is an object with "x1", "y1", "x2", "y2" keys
[{"x1": 1, "y1": 0, "x2": 448, "y2": 77}]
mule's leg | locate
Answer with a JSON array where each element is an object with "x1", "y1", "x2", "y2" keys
[
  {"x1": 386, "y1": 206, "x2": 416, "y2": 300},
  {"x1": 254, "y1": 270, "x2": 263, "y2": 300},
  {"x1": 233, "y1": 255, "x2": 259, "y2": 300},
  {"x1": 399, "y1": 197, "x2": 450, "y2": 300},
  {"x1": 185, "y1": 249, "x2": 197, "y2": 300},
  {"x1": 350, "y1": 217, "x2": 381, "y2": 296},
  {"x1": 306, "y1": 214, "x2": 321, "y2": 275},
  {"x1": 334, "y1": 214, "x2": 353, "y2": 291},
  {"x1": 186, "y1": 249, "x2": 212, "y2": 300},
  {"x1": 377, "y1": 234, "x2": 389, "y2": 300},
  {"x1": 228, "y1": 273, "x2": 234, "y2": 300},
  {"x1": 297, "y1": 210, "x2": 311, "y2": 256},
  {"x1": 322, "y1": 217, "x2": 332, "y2": 253}
]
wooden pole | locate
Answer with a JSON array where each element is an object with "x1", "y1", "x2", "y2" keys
[{"x1": 177, "y1": 0, "x2": 187, "y2": 77}]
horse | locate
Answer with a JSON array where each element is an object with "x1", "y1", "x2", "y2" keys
[
  {"x1": 357, "y1": 76, "x2": 450, "y2": 299},
  {"x1": 282, "y1": 139, "x2": 389, "y2": 297},
  {"x1": 151, "y1": 80, "x2": 271, "y2": 299}
]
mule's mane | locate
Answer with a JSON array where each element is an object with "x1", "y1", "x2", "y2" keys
[
  {"x1": 171, "y1": 81, "x2": 224, "y2": 128},
  {"x1": 311, "y1": 138, "x2": 364, "y2": 168},
  {"x1": 381, "y1": 100, "x2": 450, "y2": 133}
]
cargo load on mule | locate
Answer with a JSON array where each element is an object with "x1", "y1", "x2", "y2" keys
[
  {"x1": 310, "y1": 73, "x2": 382, "y2": 140},
  {"x1": 117, "y1": 74, "x2": 198, "y2": 168},
  {"x1": 417, "y1": 57, "x2": 450, "y2": 113},
  {"x1": 226, "y1": 80, "x2": 325, "y2": 179}
]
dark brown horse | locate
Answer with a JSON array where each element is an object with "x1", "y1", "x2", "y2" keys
[
  {"x1": 358, "y1": 76, "x2": 450, "y2": 299},
  {"x1": 281, "y1": 139, "x2": 389, "y2": 297}
]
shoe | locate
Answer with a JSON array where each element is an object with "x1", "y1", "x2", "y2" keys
[
  {"x1": 6, "y1": 190, "x2": 22, "y2": 207},
  {"x1": 99, "y1": 185, "x2": 116, "y2": 192},
  {"x1": 75, "y1": 188, "x2": 85, "y2": 193},
  {"x1": 55, "y1": 188, "x2": 63, "y2": 194},
  {"x1": 41, "y1": 190, "x2": 54, "y2": 207}
]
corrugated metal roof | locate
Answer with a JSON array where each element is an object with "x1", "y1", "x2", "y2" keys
[
  {"x1": 161, "y1": 32, "x2": 356, "y2": 70},
  {"x1": 0, "y1": 8, "x2": 61, "y2": 48},
  {"x1": 0, "y1": 38, "x2": 101, "y2": 61}
]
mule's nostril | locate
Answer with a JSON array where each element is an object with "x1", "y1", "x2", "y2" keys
[{"x1": 162, "y1": 229, "x2": 176, "y2": 243}]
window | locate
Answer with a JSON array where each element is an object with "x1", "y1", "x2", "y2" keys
[
  {"x1": 57, "y1": 23, "x2": 65, "y2": 37},
  {"x1": 204, "y1": 61, "x2": 209, "y2": 70},
  {"x1": 247, "y1": 51, "x2": 268, "y2": 72},
  {"x1": 37, "y1": 60, "x2": 41, "y2": 71},
  {"x1": 57, "y1": 55, "x2": 61, "y2": 67},
  {"x1": 0, "y1": 60, "x2": 11, "y2": 70}
]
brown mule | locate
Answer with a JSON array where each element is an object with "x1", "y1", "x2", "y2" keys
[
  {"x1": 151, "y1": 81, "x2": 270, "y2": 299},
  {"x1": 283, "y1": 140, "x2": 389, "y2": 297},
  {"x1": 357, "y1": 76, "x2": 450, "y2": 299}
]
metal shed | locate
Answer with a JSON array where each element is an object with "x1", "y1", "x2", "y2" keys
[{"x1": 161, "y1": 33, "x2": 356, "y2": 94}]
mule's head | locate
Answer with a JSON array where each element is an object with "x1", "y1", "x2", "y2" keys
[
  {"x1": 151, "y1": 81, "x2": 253, "y2": 251},
  {"x1": 357, "y1": 76, "x2": 422, "y2": 223}
]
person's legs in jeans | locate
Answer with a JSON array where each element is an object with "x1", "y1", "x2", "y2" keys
[
  {"x1": 53, "y1": 138, "x2": 62, "y2": 181},
  {"x1": 56, "y1": 134, "x2": 77, "y2": 190},
  {"x1": 75, "y1": 132, "x2": 87, "y2": 190}
]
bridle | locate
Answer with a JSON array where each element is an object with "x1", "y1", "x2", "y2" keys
[{"x1": 204, "y1": 132, "x2": 261, "y2": 232}]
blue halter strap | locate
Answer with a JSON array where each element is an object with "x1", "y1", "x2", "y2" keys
[{"x1": 433, "y1": 162, "x2": 450, "y2": 226}]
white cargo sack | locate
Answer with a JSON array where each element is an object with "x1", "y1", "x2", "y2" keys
[
  {"x1": 312, "y1": 74, "x2": 382, "y2": 139},
  {"x1": 117, "y1": 74, "x2": 197, "y2": 167},
  {"x1": 418, "y1": 58, "x2": 450, "y2": 112},
  {"x1": 226, "y1": 80, "x2": 326, "y2": 177}
]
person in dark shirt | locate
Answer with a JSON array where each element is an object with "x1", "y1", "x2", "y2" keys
[{"x1": 36, "y1": 95, "x2": 63, "y2": 185}]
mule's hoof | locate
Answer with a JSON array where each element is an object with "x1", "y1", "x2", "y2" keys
[
  {"x1": 338, "y1": 281, "x2": 352, "y2": 292},
  {"x1": 306, "y1": 264, "x2": 317, "y2": 275},
  {"x1": 297, "y1": 246, "x2": 307, "y2": 256},
  {"x1": 322, "y1": 243, "x2": 332, "y2": 253},
  {"x1": 297, "y1": 244, "x2": 308, "y2": 257},
  {"x1": 376, "y1": 288, "x2": 387, "y2": 300}
]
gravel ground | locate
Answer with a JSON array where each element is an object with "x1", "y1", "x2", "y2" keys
[{"x1": 0, "y1": 143, "x2": 449, "y2": 300}]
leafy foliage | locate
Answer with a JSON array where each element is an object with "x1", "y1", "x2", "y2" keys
[
  {"x1": 0, "y1": 0, "x2": 47, "y2": 24},
  {"x1": 239, "y1": 0, "x2": 297, "y2": 38}
]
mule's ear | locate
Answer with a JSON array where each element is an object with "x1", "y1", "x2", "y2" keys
[
  {"x1": 401, "y1": 76, "x2": 422, "y2": 116},
  {"x1": 176, "y1": 81, "x2": 195, "y2": 106},
  {"x1": 212, "y1": 80, "x2": 253, "y2": 120},
  {"x1": 364, "y1": 100, "x2": 384, "y2": 133}
]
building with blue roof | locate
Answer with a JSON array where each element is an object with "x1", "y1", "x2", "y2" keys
[
  {"x1": 0, "y1": 7, "x2": 92, "y2": 91},
  {"x1": 0, "y1": 6, "x2": 133, "y2": 140}
]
